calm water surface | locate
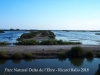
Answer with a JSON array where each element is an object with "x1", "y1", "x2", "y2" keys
[
  {"x1": 53, "y1": 31, "x2": 100, "y2": 45},
  {"x1": 0, "y1": 31, "x2": 100, "y2": 75},
  {"x1": 0, "y1": 31, "x2": 100, "y2": 45},
  {"x1": 0, "y1": 58, "x2": 100, "y2": 75},
  {"x1": 0, "y1": 31, "x2": 28, "y2": 45}
]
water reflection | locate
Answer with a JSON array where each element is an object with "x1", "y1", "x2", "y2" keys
[
  {"x1": 12, "y1": 59, "x2": 22, "y2": 64},
  {"x1": 24, "y1": 59, "x2": 33, "y2": 62},
  {"x1": 0, "y1": 58, "x2": 100, "y2": 75},
  {"x1": 68, "y1": 58, "x2": 84, "y2": 67},
  {"x1": 86, "y1": 57, "x2": 94, "y2": 63},
  {"x1": 58, "y1": 57, "x2": 67, "y2": 62},
  {"x1": 0, "y1": 60, "x2": 6, "y2": 65},
  {"x1": 95, "y1": 64, "x2": 100, "y2": 75}
]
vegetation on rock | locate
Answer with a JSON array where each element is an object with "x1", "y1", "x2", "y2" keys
[
  {"x1": 17, "y1": 30, "x2": 55, "y2": 41},
  {"x1": 0, "y1": 30, "x2": 4, "y2": 33}
]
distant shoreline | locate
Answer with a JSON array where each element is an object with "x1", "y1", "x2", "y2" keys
[{"x1": 1, "y1": 30, "x2": 100, "y2": 32}]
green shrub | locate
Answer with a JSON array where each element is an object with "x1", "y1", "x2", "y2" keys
[
  {"x1": 24, "y1": 53, "x2": 33, "y2": 58},
  {"x1": 69, "y1": 46, "x2": 84, "y2": 57},
  {"x1": 16, "y1": 40, "x2": 39, "y2": 45},
  {"x1": 40, "y1": 40, "x2": 81, "y2": 45},
  {"x1": 16, "y1": 39, "x2": 81, "y2": 45},
  {"x1": 41, "y1": 31, "x2": 48, "y2": 36},
  {"x1": 32, "y1": 54, "x2": 36, "y2": 58},
  {"x1": 17, "y1": 38, "x2": 23, "y2": 41},
  {"x1": 0, "y1": 42, "x2": 7, "y2": 46},
  {"x1": 12, "y1": 52, "x2": 22, "y2": 59},
  {"x1": 49, "y1": 35, "x2": 55, "y2": 38},
  {"x1": 20, "y1": 31, "x2": 38, "y2": 39},
  {"x1": 19, "y1": 30, "x2": 55, "y2": 40},
  {"x1": 86, "y1": 51, "x2": 94, "y2": 58},
  {"x1": 0, "y1": 51, "x2": 9, "y2": 59},
  {"x1": 58, "y1": 51, "x2": 66, "y2": 58},
  {"x1": 57, "y1": 40, "x2": 64, "y2": 45},
  {"x1": 40, "y1": 40, "x2": 57, "y2": 45}
]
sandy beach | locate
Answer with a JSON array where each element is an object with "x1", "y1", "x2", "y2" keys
[{"x1": 0, "y1": 45, "x2": 100, "y2": 54}]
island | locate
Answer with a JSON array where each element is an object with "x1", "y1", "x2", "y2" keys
[
  {"x1": 16, "y1": 30, "x2": 81, "y2": 45},
  {"x1": 95, "y1": 33, "x2": 100, "y2": 35},
  {"x1": 0, "y1": 30, "x2": 4, "y2": 33},
  {"x1": 0, "y1": 30, "x2": 100, "y2": 59}
]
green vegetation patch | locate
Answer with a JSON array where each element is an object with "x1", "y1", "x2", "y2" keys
[
  {"x1": 40, "y1": 40, "x2": 57, "y2": 45},
  {"x1": 16, "y1": 39, "x2": 81, "y2": 45},
  {"x1": 0, "y1": 51, "x2": 9, "y2": 59},
  {"x1": 0, "y1": 42, "x2": 7, "y2": 46},
  {"x1": 24, "y1": 53, "x2": 33, "y2": 58},
  {"x1": 69, "y1": 46, "x2": 84, "y2": 57},
  {"x1": 17, "y1": 30, "x2": 55, "y2": 41},
  {"x1": 16, "y1": 40, "x2": 39, "y2": 45},
  {"x1": 58, "y1": 51, "x2": 66, "y2": 58},
  {"x1": 12, "y1": 52, "x2": 22, "y2": 59}
]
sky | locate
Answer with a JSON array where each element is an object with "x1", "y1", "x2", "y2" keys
[{"x1": 0, "y1": 0, "x2": 100, "y2": 30}]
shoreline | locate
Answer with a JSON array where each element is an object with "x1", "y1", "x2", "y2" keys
[
  {"x1": 0, "y1": 45, "x2": 100, "y2": 53},
  {"x1": 0, "y1": 45, "x2": 100, "y2": 59}
]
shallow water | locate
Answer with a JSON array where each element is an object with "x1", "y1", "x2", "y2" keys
[
  {"x1": 0, "y1": 58, "x2": 100, "y2": 75},
  {"x1": 0, "y1": 30, "x2": 100, "y2": 45},
  {"x1": 53, "y1": 31, "x2": 100, "y2": 45},
  {"x1": 0, "y1": 31, "x2": 28, "y2": 45}
]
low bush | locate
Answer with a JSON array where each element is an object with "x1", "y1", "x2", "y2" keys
[
  {"x1": 24, "y1": 53, "x2": 33, "y2": 58},
  {"x1": 17, "y1": 38, "x2": 23, "y2": 41},
  {"x1": 58, "y1": 51, "x2": 66, "y2": 58},
  {"x1": 40, "y1": 40, "x2": 81, "y2": 45},
  {"x1": 49, "y1": 35, "x2": 55, "y2": 38},
  {"x1": 16, "y1": 40, "x2": 39, "y2": 45},
  {"x1": 0, "y1": 42, "x2": 7, "y2": 46},
  {"x1": 0, "y1": 51, "x2": 9, "y2": 59},
  {"x1": 18, "y1": 30, "x2": 55, "y2": 40},
  {"x1": 32, "y1": 54, "x2": 36, "y2": 58},
  {"x1": 69, "y1": 46, "x2": 84, "y2": 57},
  {"x1": 12, "y1": 52, "x2": 22, "y2": 59},
  {"x1": 16, "y1": 39, "x2": 81, "y2": 45},
  {"x1": 20, "y1": 31, "x2": 38, "y2": 39},
  {"x1": 40, "y1": 40, "x2": 57, "y2": 45}
]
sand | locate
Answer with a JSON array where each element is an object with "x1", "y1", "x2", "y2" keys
[{"x1": 0, "y1": 45, "x2": 100, "y2": 54}]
